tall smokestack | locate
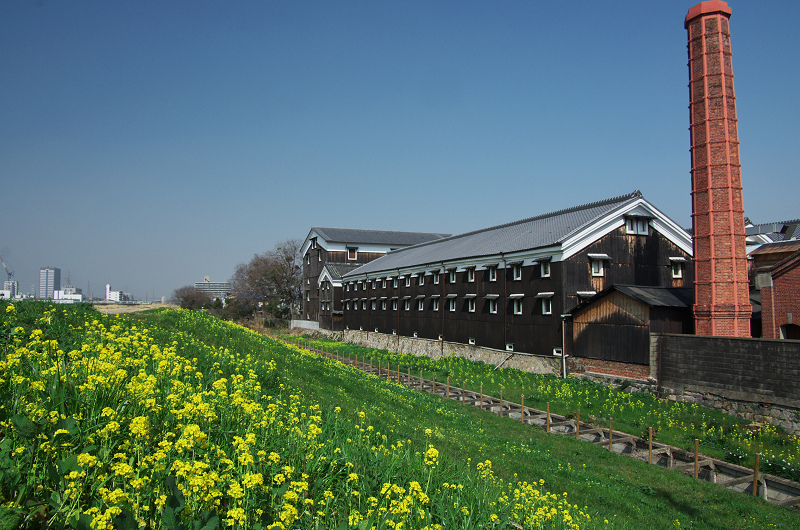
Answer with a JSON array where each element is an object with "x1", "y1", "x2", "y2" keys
[{"x1": 686, "y1": 1, "x2": 751, "y2": 337}]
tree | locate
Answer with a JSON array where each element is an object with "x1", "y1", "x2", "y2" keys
[
  {"x1": 229, "y1": 238, "x2": 302, "y2": 319},
  {"x1": 170, "y1": 285, "x2": 212, "y2": 310}
]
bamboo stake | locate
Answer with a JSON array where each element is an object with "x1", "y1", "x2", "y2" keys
[
  {"x1": 446, "y1": 376, "x2": 450, "y2": 399},
  {"x1": 546, "y1": 402, "x2": 550, "y2": 433},
  {"x1": 753, "y1": 454, "x2": 760, "y2": 497},
  {"x1": 648, "y1": 427, "x2": 653, "y2": 465},
  {"x1": 378, "y1": 360, "x2": 381, "y2": 378},
  {"x1": 575, "y1": 409, "x2": 580, "y2": 439},
  {"x1": 520, "y1": 395, "x2": 525, "y2": 423},
  {"x1": 609, "y1": 418, "x2": 613, "y2": 452},
  {"x1": 694, "y1": 439, "x2": 699, "y2": 479}
]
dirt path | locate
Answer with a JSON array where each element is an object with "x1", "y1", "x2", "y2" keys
[{"x1": 93, "y1": 303, "x2": 178, "y2": 315}]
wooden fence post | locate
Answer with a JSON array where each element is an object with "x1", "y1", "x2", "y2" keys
[
  {"x1": 378, "y1": 360, "x2": 381, "y2": 378},
  {"x1": 446, "y1": 377, "x2": 450, "y2": 399},
  {"x1": 546, "y1": 402, "x2": 550, "y2": 433},
  {"x1": 608, "y1": 418, "x2": 613, "y2": 452},
  {"x1": 499, "y1": 390, "x2": 503, "y2": 416},
  {"x1": 648, "y1": 427, "x2": 653, "y2": 465},
  {"x1": 420, "y1": 370, "x2": 423, "y2": 390},
  {"x1": 462, "y1": 381, "x2": 465, "y2": 403},
  {"x1": 694, "y1": 439, "x2": 699, "y2": 479},
  {"x1": 520, "y1": 395, "x2": 525, "y2": 423},
  {"x1": 480, "y1": 384, "x2": 483, "y2": 410},
  {"x1": 753, "y1": 454, "x2": 760, "y2": 497},
  {"x1": 575, "y1": 409, "x2": 580, "y2": 439},
  {"x1": 432, "y1": 374, "x2": 436, "y2": 394}
]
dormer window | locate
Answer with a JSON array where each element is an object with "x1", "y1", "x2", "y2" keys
[
  {"x1": 626, "y1": 217, "x2": 649, "y2": 235},
  {"x1": 347, "y1": 247, "x2": 358, "y2": 260}
]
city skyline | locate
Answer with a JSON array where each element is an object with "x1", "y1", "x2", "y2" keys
[{"x1": 2, "y1": 1, "x2": 799, "y2": 300}]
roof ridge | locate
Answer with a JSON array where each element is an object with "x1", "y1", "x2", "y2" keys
[
  {"x1": 311, "y1": 226, "x2": 450, "y2": 236},
  {"x1": 376, "y1": 190, "x2": 644, "y2": 258}
]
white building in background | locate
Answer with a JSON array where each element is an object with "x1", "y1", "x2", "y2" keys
[
  {"x1": 39, "y1": 267, "x2": 61, "y2": 299},
  {"x1": 195, "y1": 276, "x2": 232, "y2": 301},
  {"x1": 105, "y1": 284, "x2": 128, "y2": 302},
  {"x1": 2, "y1": 280, "x2": 18, "y2": 299},
  {"x1": 54, "y1": 285, "x2": 84, "y2": 303}
]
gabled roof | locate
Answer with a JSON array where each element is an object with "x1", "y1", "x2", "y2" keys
[
  {"x1": 571, "y1": 285, "x2": 693, "y2": 314},
  {"x1": 749, "y1": 239, "x2": 800, "y2": 256},
  {"x1": 344, "y1": 191, "x2": 678, "y2": 277},
  {"x1": 745, "y1": 218, "x2": 800, "y2": 243},
  {"x1": 321, "y1": 263, "x2": 362, "y2": 282},
  {"x1": 311, "y1": 227, "x2": 450, "y2": 246}
]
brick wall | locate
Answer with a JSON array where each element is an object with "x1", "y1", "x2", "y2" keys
[{"x1": 760, "y1": 254, "x2": 800, "y2": 339}]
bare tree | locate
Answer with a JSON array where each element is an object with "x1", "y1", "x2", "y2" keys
[
  {"x1": 170, "y1": 285, "x2": 212, "y2": 310},
  {"x1": 229, "y1": 238, "x2": 302, "y2": 319}
]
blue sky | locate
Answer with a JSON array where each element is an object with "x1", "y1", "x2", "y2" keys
[{"x1": 2, "y1": 1, "x2": 798, "y2": 301}]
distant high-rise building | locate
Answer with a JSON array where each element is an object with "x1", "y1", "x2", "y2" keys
[
  {"x1": 195, "y1": 276, "x2": 232, "y2": 301},
  {"x1": 39, "y1": 267, "x2": 61, "y2": 299},
  {"x1": 3, "y1": 280, "x2": 18, "y2": 298}
]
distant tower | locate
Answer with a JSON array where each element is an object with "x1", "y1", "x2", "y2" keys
[
  {"x1": 39, "y1": 267, "x2": 61, "y2": 299},
  {"x1": 686, "y1": 1, "x2": 751, "y2": 336}
]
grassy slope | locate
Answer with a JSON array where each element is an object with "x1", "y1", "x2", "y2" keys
[{"x1": 132, "y1": 312, "x2": 796, "y2": 529}]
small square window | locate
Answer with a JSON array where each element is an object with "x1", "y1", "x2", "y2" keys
[
  {"x1": 413, "y1": 331, "x2": 418, "y2": 338},
  {"x1": 392, "y1": 329, "x2": 397, "y2": 335},
  {"x1": 489, "y1": 299, "x2": 498, "y2": 314},
  {"x1": 468, "y1": 298, "x2": 476, "y2": 312},
  {"x1": 432, "y1": 298, "x2": 439, "y2": 311},
  {"x1": 672, "y1": 262, "x2": 684, "y2": 279},
  {"x1": 591, "y1": 259, "x2": 604, "y2": 277},
  {"x1": 506, "y1": 343, "x2": 514, "y2": 352},
  {"x1": 417, "y1": 299, "x2": 424, "y2": 311},
  {"x1": 375, "y1": 327, "x2": 379, "y2": 332},
  {"x1": 468, "y1": 337, "x2": 476, "y2": 345},
  {"x1": 347, "y1": 247, "x2": 358, "y2": 260},
  {"x1": 542, "y1": 298, "x2": 552, "y2": 315},
  {"x1": 449, "y1": 270, "x2": 456, "y2": 283},
  {"x1": 488, "y1": 267, "x2": 497, "y2": 282},
  {"x1": 467, "y1": 268, "x2": 475, "y2": 282},
  {"x1": 541, "y1": 261, "x2": 551, "y2": 278},
  {"x1": 513, "y1": 264, "x2": 522, "y2": 281},
  {"x1": 433, "y1": 271, "x2": 440, "y2": 284},
  {"x1": 448, "y1": 298, "x2": 456, "y2": 312},
  {"x1": 513, "y1": 299, "x2": 523, "y2": 315}
]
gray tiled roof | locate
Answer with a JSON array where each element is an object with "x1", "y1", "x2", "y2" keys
[
  {"x1": 610, "y1": 285, "x2": 693, "y2": 308},
  {"x1": 745, "y1": 218, "x2": 800, "y2": 242},
  {"x1": 323, "y1": 263, "x2": 363, "y2": 281},
  {"x1": 346, "y1": 191, "x2": 643, "y2": 276},
  {"x1": 312, "y1": 227, "x2": 450, "y2": 246}
]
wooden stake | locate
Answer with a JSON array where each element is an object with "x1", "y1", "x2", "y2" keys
[
  {"x1": 694, "y1": 439, "x2": 699, "y2": 479},
  {"x1": 480, "y1": 384, "x2": 483, "y2": 410},
  {"x1": 753, "y1": 454, "x2": 760, "y2": 497},
  {"x1": 462, "y1": 381, "x2": 465, "y2": 403},
  {"x1": 608, "y1": 418, "x2": 613, "y2": 452},
  {"x1": 520, "y1": 395, "x2": 525, "y2": 423},
  {"x1": 378, "y1": 360, "x2": 381, "y2": 378},
  {"x1": 446, "y1": 376, "x2": 450, "y2": 399},
  {"x1": 546, "y1": 402, "x2": 550, "y2": 433},
  {"x1": 432, "y1": 374, "x2": 436, "y2": 394},
  {"x1": 420, "y1": 370, "x2": 423, "y2": 390},
  {"x1": 370, "y1": 358, "x2": 372, "y2": 374},
  {"x1": 575, "y1": 409, "x2": 580, "y2": 439},
  {"x1": 648, "y1": 427, "x2": 653, "y2": 465},
  {"x1": 499, "y1": 390, "x2": 504, "y2": 417}
]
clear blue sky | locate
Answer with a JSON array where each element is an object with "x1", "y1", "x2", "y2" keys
[{"x1": 2, "y1": 1, "x2": 798, "y2": 301}]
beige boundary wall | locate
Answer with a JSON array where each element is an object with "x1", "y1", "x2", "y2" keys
[{"x1": 336, "y1": 330, "x2": 560, "y2": 375}]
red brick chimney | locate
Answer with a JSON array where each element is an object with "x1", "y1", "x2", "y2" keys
[{"x1": 686, "y1": 1, "x2": 751, "y2": 337}]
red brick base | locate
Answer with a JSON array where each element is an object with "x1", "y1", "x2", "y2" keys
[{"x1": 568, "y1": 357, "x2": 650, "y2": 381}]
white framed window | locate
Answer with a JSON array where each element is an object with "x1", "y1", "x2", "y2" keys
[
  {"x1": 468, "y1": 337, "x2": 476, "y2": 345},
  {"x1": 353, "y1": 302, "x2": 357, "y2": 311},
  {"x1": 345, "y1": 301, "x2": 350, "y2": 310},
  {"x1": 432, "y1": 298, "x2": 439, "y2": 311},
  {"x1": 468, "y1": 298, "x2": 476, "y2": 312},
  {"x1": 513, "y1": 264, "x2": 522, "y2": 281},
  {"x1": 392, "y1": 300, "x2": 398, "y2": 311},
  {"x1": 403, "y1": 299, "x2": 410, "y2": 311},
  {"x1": 318, "y1": 252, "x2": 321, "y2": 262},
  {"x1": 371, "y1": 280, "x2": 376, "y2": 289},
  {"x1": 306, "y1": 291, "x2": 310, "y2": 301},
  {"x1": 513, "y1": 299, "x2": 523, "y2": 315},
  {"x1": 405, "y1": 276, "x2": 411, "y2": 287},
  {"x1": 310, "y1": 238, "x2": 317, "y2": 249},
  {"x1": 591, "y1": 259, "x2": 604, "y2": 277},
  {"x1": 381, "y1": 300, "x2": 386, "y2": 310},
  {"x1": 448, "y1": 298, "x2": 456, "y2": 312},
  {"x1": 347, "y1": 247, "x2": 358, "y2": 260},
  {"x1": 418, "y1": 274, "x2": 424, "y2": 286},
  {"x1": 542, "y1": 298, "x2": 552, "y2": 315},
  {"x1": 449, "y1": 269, "x2": 456, "y2": 283},
  {"x1": 417, "y1": 299, "x2": 424, "y2": 311},
  {"x1": 626, "y1": 217, "x2": 649, "y2": 235},
  {"x1": 541, "y1": 261, "x2": 551, "y2": 278},
  {"x1": 432, "y1": 271, "x2": 440, "y2": 284},
  {"x1": 393, "y1": 278, "x2": 398, "y2": 288},
  {"x1": 382, "y1": 278, "x2": 387, "y2": 288},
  {"x1": 506, "y1": 343, "x2": 514, "y2": 352},
  {"x1": 488, "y1": 266, "x2": 497, "y2": 282},
  {"x1": 413, "y1": 332, "x2": 418, "y2": 338},
  {"x1": 371, "y1": 301, "x2": 376, "y2": 310},
  {"x1": 362, "y1": 301, "x2": 366, "y2": 310},
  {"x1": 670, "y1": 258, "x2": 686, "y2": 279},
  {"x1": 306, "y1": 254, "x2": 310, "y2": 264},
  {"x1": 489, "y1": 299, "x2": 498, "y2": 314},
  {"x1": 467, "y1": 268, "x2": 475, "y2": 282}
]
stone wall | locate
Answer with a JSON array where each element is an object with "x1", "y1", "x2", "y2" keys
[
  {"x1": 341, "y1": 330, "x2": 560, "y2": 375},
  {"x1": 652, "y1": 333, "x2": 800, "y2": 434}
]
